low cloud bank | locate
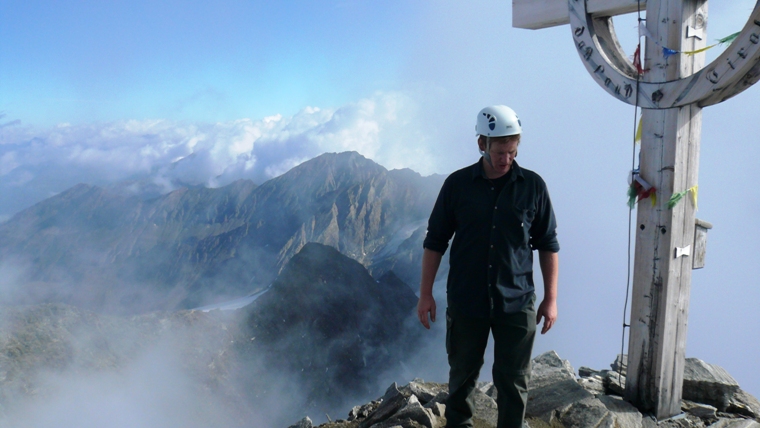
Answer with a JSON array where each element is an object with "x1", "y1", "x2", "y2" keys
[
  {"x1": 3, "y1": 345, "x2": 247, "y2": 428},
  {"x1": 0, "y1": 302, "x2": 449, "y2": 427},
  {"x1": 0, "y1": 92, "x2": 434, "y2": 221},
  {"x1": 0, "y1": 304, "x2": 299, "y2": 427}
]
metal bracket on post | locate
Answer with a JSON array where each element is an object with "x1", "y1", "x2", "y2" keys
[
  {"x1": 675, "y1": 245, "x2": 691, "y2": 258},
  {"x1": 693, "y1": 219, "x2": 713, "y2": 269}
]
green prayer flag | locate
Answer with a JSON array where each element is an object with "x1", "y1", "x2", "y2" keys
[{"x1": 718, "y1": 31, "x2": 741, "y2": 45}]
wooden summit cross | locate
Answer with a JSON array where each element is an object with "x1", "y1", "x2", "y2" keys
[{"x1": 514, "y1": 0, "x2": 760, "y2": 420}]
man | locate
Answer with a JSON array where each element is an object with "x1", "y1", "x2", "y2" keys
[{"x1": 417, "y1": 105, "x2": 559, "y2": 428}]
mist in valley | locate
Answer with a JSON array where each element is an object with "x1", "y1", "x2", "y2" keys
[{"x1": 0, "y1": 191, "x2": 458, "y2": 427}]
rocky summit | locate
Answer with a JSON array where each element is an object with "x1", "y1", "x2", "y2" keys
[{"x1": 289, "y1": 351, "x2": 760, "y2": 428}]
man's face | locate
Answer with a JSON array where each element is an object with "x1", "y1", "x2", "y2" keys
[{"x1": 478, "y1": 136, "x2": 519, "y2": 175}]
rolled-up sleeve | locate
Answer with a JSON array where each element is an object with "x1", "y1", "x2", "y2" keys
[
  {"x1": 529, "y1": 179, "x2": 560, "y2": 253},
  {"x1": 423, "y1": 177, "x2": 456, "y2": 254}
]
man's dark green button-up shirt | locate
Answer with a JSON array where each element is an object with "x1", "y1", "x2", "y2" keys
[{"x1": 423, "y1": 159, "x2": 559, "y2": 318}]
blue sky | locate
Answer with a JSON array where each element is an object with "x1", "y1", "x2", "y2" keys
[
  {"x1": 1, "y1": 0, "x2": 759, "y2": 408},
  {"x1": 1, "y1": 1, "x2": 416, "y2": 124}
]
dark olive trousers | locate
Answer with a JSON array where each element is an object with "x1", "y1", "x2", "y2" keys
[{"x1": 444, "y1": 301, "x2": 537, "y2": 428}]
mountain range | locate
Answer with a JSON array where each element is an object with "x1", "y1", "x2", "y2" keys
[{"x1": 0, "y1": 151, "x2": 445, "y2": 314}]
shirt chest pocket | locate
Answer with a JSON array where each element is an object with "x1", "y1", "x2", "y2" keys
[{"x1": 497, "y1": 205, "x2": 535, "y2": 246}]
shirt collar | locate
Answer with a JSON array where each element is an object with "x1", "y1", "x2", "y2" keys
[{"x1": 471, "y1": 158, "x2": 524, "y2": 182}]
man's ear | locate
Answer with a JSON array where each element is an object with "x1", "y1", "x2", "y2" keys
[{"x1": 477, "y1": 136, "x2": 486, "y2": 152}]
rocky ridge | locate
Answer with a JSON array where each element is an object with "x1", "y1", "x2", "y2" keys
[
  {"x1": 235, "y1": 242, "x2": 420, "y2": 411},
  {"x1": 0, "y1": 151, "x2": 444, "y2": 313},
  {"x1": 289, "y1": 351, "x2": 760, "y2": 428}
]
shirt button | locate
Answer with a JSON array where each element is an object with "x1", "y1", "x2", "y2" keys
[
  {"x1": 490, "y1": 187, "x2": 494, "y2": 191},
  {"x1": 488, "y1": 265, "x2": 492, "y2": 268},
  {"x1": 492, "y1": 225, "x2": 496, "y2": 229},
  {"x1": 521, "y1": 222, "x2": 524, "y2": 227},
  {"x1": 494, "y1": 206, "x2": 498, "y2": 210},
  {"x1": 490, "y1": 245, "x2": 494, "y2": 248}
]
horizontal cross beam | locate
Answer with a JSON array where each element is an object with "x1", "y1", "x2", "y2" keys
[{"x1": 513, "y1": 0, "x2": 648, "y2": 30}]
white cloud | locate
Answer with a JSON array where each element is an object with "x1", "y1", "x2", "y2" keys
[{"x1": 0, "y1": 92, "x2": 434, "y2": 219}]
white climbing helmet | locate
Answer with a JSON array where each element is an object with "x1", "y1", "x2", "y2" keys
[{"x1": 475, "y1": 105, "x2": 522, "y2": 137}]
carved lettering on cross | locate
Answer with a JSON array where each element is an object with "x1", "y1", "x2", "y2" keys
[{"x1": 513, "y1": 0, "x2": 760, "y2": 420}]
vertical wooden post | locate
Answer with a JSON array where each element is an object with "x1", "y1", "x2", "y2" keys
[{"x1": 625, "y1": 0, "x2": 708, "y2": 419}]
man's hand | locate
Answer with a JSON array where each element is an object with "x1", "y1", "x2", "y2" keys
[
  {"x1": 536, "y1": 299, "x2": 557, "y2": 334},
  {"x1": 417, "y1": 294, "x2": 437, "y2": 329},
  {"x1": 537, "y1": 251, "x2": 558, "y2": 335},
  {"x1": 418, "y1": 249, "x2": 443, "y2": 330}
]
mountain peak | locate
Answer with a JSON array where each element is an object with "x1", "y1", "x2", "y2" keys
[
  {"x1": 270, "y1": 151, "x2": 387, "y2": 190},
  {"x1": 239, "y1": 241, "x2": 419, "y2": 408}
]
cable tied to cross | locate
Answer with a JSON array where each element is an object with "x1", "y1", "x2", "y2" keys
[{"x1": 619, "y1": 0, "x2": 646, "y2": 388}]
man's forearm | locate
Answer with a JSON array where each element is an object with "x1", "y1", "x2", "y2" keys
[
  {"x1": 420, "y1": 248, "x2": 443, "y2": 296},
  {"x1": 538, "y1": 250, "x2": 558, "y2": 301}
]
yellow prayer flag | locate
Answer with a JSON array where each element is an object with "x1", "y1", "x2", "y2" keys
[
  {"x1": 689, "y1": 185, "x2": 698, "y2": 210},
  {"x1": 684, "y1": 44, "x2": 716, "y2": 56}
]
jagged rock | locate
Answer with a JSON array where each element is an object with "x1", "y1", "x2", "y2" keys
[
  {"x1": 643, "y1": 415, "x2": 659, "y2": 427},
  {"x1": 300, "y1": 352, "x2": 760, "y2": 428},
  {"x1": 370, "y1": 395, "x2": 437, "y2": 428},
  {"x1": 578, "y1": 366, "x2": 599, "y2": 378},
  {"x1": 727, "y1": 390, "x2": 760, "y2": 420},
  {"x1": 557, "y1": 396, "x2": 613, "y2": 427},
  {"x1": 289, "y1": 416, "x2": 314, "y2": 428},
  {"x1": 529, "y1": 350, "x2": 576, "y2": 390},
  {"x1": 707, "y1": 419, "x2": 760, "y2": 428},
  {"x1": 602, "y1": 370, "x2": 626, "y2": 396},
  {"x1": 683, "y1": 359, "x2": 740, "y2": 411},
  {"x1": 422, "y1": 392, "x2": 447, "y2": 428},
  {"x1": 682, "y1": 400, "x2": 718, "y2": 425},
  {"x1": 639, "y1": 413, "x2": 708, "y2": 428},
  {"x1": 360, "y1": 383, "x2": 412, "y2": 428},
  {"x1": 424, "y1": 401, "x2": 446, "y2": 419},
  {"x1": 598, "y1": 394, "x2": 643, "y2": 427},
  {"x1": 349, "y1": 401, "x2": 381, "y2": 422},
  {"x1": 611, "y1": 354, "x2": 628, "y2": 376},
  {"x1": 598, "y1": 415, "x2": 617, "y2": 428},
  {"x1": 403, "y1": 382, "x2": 436, "y2": 405},
  {"x1": 470, "y1": 388, "x2": 499, "y2": 427},
  {"x1": 578, "y1": 375, "x2": 605, "y2": 395},
  {"x1": 526, "y1": 379, "x2": 594, "y2": 423},
  {"x1": 424, "y1": 391, "x2": 448, "y2": 408},
  {"x1": 642, "y1": 414, "x2": 709, "y2": 428}
]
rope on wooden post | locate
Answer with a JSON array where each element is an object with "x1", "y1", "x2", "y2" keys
[{"x1": 619, "y1": 0, "x2": 646, "y2": 391}]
